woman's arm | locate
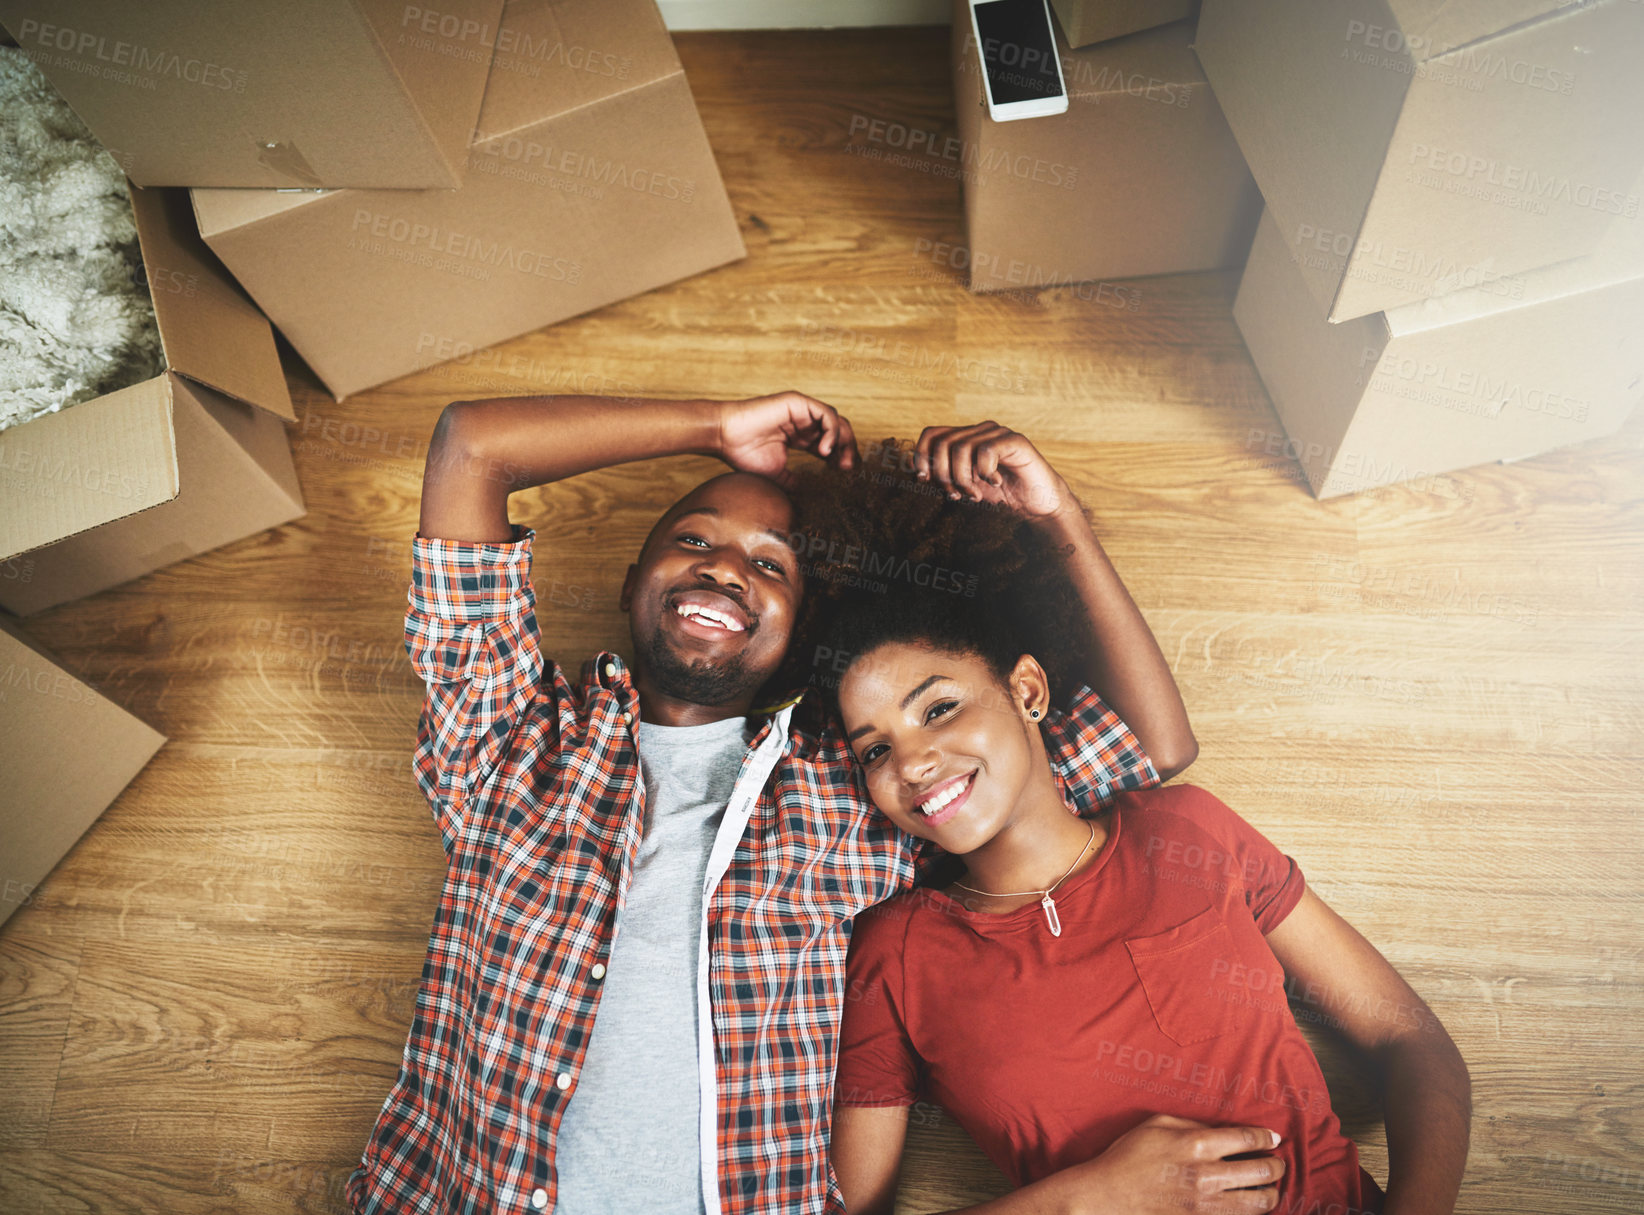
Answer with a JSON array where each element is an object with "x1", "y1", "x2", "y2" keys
[
  {"x1": 910, "y1": 422, "x2": 1198, "y2": 779},
  {"x1": 831, "y1": 1104, "x2": 1285, "y2": 1215},
  {"x1": 1264, "y1": 888, "x2": 1472, "y2": 1215},
  {"x1": 832, "y1": 1104, "x2": 912, "y2": 1215}
]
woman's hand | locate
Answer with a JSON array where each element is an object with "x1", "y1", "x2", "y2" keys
[
  {"x1": 717, "y1": 390, "x2": 859, "y2": 485},
  {"x1": 912, "y1": 422, "x2": 1073, "y2": 519},
  {"x1": 1044, "y1": 1114, "x2": 1286, "y2": 1215}
]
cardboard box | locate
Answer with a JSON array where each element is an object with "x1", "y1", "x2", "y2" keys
[
  {"x1": 0, "y1": 186, "x2": 305, "y2": 615},
  {"x1": 0, "y1": 0, "x2": 503, "y2": 188},
  {"x1": 1050, "y1": 0, "x2": 1198, "y2": 50},
  {"x1": 191, "y1": 0, "x2": 746, "y2": 401},
  {"x1": 953, "y1": 0, "x2": 1260, "y2": 291},
  {"x1": 1195, "y1": 0, "x2": 1644, "y2": 323},
  {"x1": 1234, "y1": 199, "x2": 1644, "y2": 498},
  {"x1": 0, "y1": 613, "x2": 165, "y2": 928}
]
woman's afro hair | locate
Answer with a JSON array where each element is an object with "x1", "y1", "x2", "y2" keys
[{"x1": 760, "y1": 438, "x2": 1093, "y2": 713}]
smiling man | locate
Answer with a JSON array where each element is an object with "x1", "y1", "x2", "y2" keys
[{"x1": 345, "y1": 391, "x2": 1197, "y2": 1215}]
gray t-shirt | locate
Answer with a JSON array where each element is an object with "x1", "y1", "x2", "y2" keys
[{"x1": 552, "y1": 712, "x2": 752, "y2": 1214}]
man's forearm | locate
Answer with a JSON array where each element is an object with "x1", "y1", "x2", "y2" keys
[
  {"x1": 1033, "y1": 502, "x2": 1197, "y2": 780},
  {"x1": 419, "y1": 394, "x2": 724, "y2": 543}
]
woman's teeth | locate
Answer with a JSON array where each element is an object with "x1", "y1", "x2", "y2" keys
[
  {"x1": 675, "y1": 603, "x2": 744, "y2": 631},
  {"x1": 920, "y1": 774, "x2": 971, "y2": 816}
]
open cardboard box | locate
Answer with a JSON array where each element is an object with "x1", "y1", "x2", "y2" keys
[
  {"x1": 0, "y1": 613, "x2": 165, "y2": 929},
  {"x1": 1234, "y1": 194, "x2": 1644, "y2": 498},
  {"x1": 0, "y1": 186, "x2": 305, "y2": 615},
  {"x1": 0, "y1": 0, "x2": 503, "y2": 188},
  {"x1": 1050, "y1": 0, "x2": 1198, "y2": 50},
  {"x1": 190, "y1": 0, "x2": 746, "y2": 401},
  {"x1": 952, "y1": 0, "x2": 1260, "y2": 292},
  {"x1": 1195, "y1": 0, "x2": 1644, "y2": 323}
]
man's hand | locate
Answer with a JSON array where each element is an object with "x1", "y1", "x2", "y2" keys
[
  {"x1": 912, "y1": 422, "x2": 1072, "y2": 520},
  {"x1": 1045, "y1": 1114, "x2": 1286, "y2": 1215},
  {"x1": 718, "y1": 391, "x2": 859, "y2": 486}
]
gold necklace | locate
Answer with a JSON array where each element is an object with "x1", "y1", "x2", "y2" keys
[{"x1": 950, "y1": 820, "x2": 1096, "y2": 938}]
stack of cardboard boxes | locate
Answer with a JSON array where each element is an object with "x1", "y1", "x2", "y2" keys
[
  {"x1": 952, "y1": 0, "x2": 1261, "y2": 291},
  {"x1": 0, "y1": 0, "x2": 744, "y2": 918},
  {"x1": 1, "y1": 0, "x2": 744, "y2": 613},
  {"x1": 1195, "y1": 0, "x2": 1644, "y2": 496}
]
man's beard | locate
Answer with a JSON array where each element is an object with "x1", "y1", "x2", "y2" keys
[{"x1": 641, "y1": 627, "x2": 760, "y2": 706}]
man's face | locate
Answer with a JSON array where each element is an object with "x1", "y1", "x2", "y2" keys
[{"x1": 622, "y1": 474, "x2": 802, "y2": 707}]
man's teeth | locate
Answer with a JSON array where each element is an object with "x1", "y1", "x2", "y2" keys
[
  {"x1": 675, "y1": 603, "x2": 745, "y2": 632},
  {"x1": 921, "y1": 775, "x2": 970, "y2": 816}
]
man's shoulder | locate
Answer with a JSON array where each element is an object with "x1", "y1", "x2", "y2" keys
[{"x1": 775, "y1": 689, "x2": 855, "y2": 764}]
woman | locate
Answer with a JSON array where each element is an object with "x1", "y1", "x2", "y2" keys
[{"x1": 805, "y1": 427, "x2": 1471, "y2": 1215}]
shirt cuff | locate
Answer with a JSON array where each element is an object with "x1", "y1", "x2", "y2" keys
[{"x1": 409, "y1": 526, "x2": 536, "y2": 623}]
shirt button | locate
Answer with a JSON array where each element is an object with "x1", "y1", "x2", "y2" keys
[
  {"x1": 590, "y1": 962, "x2": 607, "y2": 980},
  {"x1": 531, "y1": 1188, "x2": 548, "y2": 1210},
  {"x1": 602, "y1": 661, "x2": 616, "y2": 679},
  {"x1": 556, "y1": 1072, "x2": 572, "y2": 1091},
  {"x1": 624, "y1": 710, "x2": 635, "y2": 727}
]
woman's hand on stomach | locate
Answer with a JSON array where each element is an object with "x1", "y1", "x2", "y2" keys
[{"x1": 1042, "y1": 1113, "x2": 1284, "y2": 1215}]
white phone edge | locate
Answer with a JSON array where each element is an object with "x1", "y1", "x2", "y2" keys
[{"x1": 966, "y1": 0, "x2": 1070, "y2": 123}]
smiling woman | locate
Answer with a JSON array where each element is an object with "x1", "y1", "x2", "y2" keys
[{"x1": 805, "y1": 439, "x2": 1471, "y2": 1215}]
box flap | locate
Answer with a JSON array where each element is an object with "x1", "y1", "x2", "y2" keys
[
  {"x1": 0, "y1": 375, "x2": 181, "y2": 562},
  {"x1": 1387, "y1": 160, "x2": 1644, "y2": 335},
  {"x1": 473, "y1": 0, "x2": 682, "y2": 145},
  {"x1": 1386, "y1": 0, "x2": 1576, "y2": 62},
  {"x1": 1060, "y1": 17, "x2": 1207, "y2": 99},
  {"x1": 190, "y1": 185, "x2": 334, "y2": 237},
  {"x1": 1, "y1": 377, "x2": 305, "y2": 614},
  {"x1": 353, "y1": 0, "x2": 507, "y2": 180},
  {"x1": 0, "y1": 0, "x2": 489, "y2": 187},
  {"x1": 192, "y1": 0, "x2": 685, "y2": 231},
  {"x1": 128, "y1": 185, "x2": 295, "y2": 422},
  {"x1": 0, "y1": 616, "x2": 165, "y2": 928}
]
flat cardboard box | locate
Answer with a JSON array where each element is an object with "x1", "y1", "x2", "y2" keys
[
  {"x1": 191, "y1": 0, "x2": 746, "y2": 401},
  {"x1": 0, "y1": 186, "x2": 305, "y2": 615},
  {"x1": 953, "y1": 0, "x2": 1261, "y2": 291},
  {"x1": 0, "y1": 0, "x2": 503, "y2": 187},
  {"x1": 1050, "y1": 0, "x2": 1198, "y2": 50},
  {"x1": 1234, "y1": 200, "x2": 1644, "y2": 498},
  {"x1": 0, "y1": 613, "x2": 165, "y2": 928},
  {"x1": 1195, "y1": 0, "x2": 1644, "y2": 323}
]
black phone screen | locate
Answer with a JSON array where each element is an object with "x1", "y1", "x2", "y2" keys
[{"x1": 973, "y1": 0, "x2": 1064, "y2": 106}]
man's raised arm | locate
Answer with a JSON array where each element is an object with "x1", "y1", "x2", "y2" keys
[{"x1": 419, "y1": 390, "x2": 861, "y2": 543}]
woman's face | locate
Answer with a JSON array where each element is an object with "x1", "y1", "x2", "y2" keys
[{"x1": 839, "y1": 641, "x2": 1043, "y2": 852}]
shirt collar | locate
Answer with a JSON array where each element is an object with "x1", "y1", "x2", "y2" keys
[{"x1": 582, "y1": 655, "x2": 828, "y2": 758}]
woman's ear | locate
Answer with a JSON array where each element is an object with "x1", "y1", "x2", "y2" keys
[{"x1": 1010, "y1": 653, "x2": 1052, "y2": 723}]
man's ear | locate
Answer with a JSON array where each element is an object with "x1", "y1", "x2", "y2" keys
[
  {"x1": 619, "y1": 563, "x2": 637, "y2": 613},
  {"x1": 1010, "y1": 653, "x2": 1052, "y2": 720}
]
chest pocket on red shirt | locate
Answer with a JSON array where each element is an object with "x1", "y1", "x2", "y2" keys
[{"x1": 1125, "y1": 907, "x2": 1244, "y2": 1046}]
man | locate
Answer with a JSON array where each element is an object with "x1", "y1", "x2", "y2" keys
[{"x1": 345, "y1": 389, "x2": 1197, "y2": 1214}]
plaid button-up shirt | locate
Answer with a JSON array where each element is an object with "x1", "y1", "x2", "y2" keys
[{"x1": 346, "y1": 526, "x2": 1158, "y2": 1215}]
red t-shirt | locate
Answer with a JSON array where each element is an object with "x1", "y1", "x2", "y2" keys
[{"x1": 835, "y1": 784, "x2": 1385, "y2": 1215}]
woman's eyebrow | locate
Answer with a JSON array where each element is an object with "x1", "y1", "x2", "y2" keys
[
  {"x1": 899, "y1": 673, "x2": 949, "y2": 710},
  {"x1": 846, "y1": 674, "x2": 952, "y2": 740}
]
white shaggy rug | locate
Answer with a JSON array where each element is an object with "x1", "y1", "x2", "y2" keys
[{"x1": 0, "y1": 47, "x2": 163, "y2": 432}]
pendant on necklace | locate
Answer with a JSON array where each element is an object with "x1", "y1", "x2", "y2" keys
[{"x1": 1041, "y1": 894, "x2": 1062, "y2": 937}]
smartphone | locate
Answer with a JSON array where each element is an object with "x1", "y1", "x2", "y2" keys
[{"x1": 967, "y1": 0, "x2": 1069, "y2": 122}]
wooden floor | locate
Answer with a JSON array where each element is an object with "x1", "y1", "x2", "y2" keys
[{"x1": 4, "y1": 25, "x2": 1644, "y2": 1215}]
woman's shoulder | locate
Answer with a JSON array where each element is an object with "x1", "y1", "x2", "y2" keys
[
  {"x1": 1112, "y1": 783, "x2": 1290, "y2": 868},
  {"x1": 1113, "y1": 782, "x2": 1244, "y2": 832}
]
